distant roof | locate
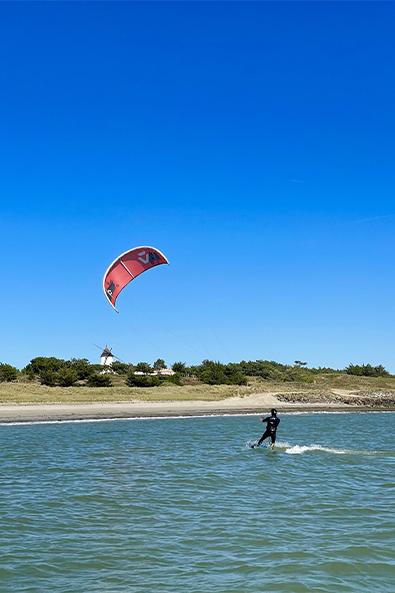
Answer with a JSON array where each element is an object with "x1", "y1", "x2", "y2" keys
[{"x1": 101, "y1": 347, "x2": 113, "y2": 357}]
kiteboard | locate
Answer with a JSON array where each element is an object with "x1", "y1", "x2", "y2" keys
[{"x1": 248, "y1": 440, "x2": 275, "y2": 450}]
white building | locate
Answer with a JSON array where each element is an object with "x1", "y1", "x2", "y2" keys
[
  {"x1": 134, "y1": 368, "x2": 176, "y2": 376},
  {"x1": 153, "y1": 368, "x2": 175, "y2": 376},
  {"x1": 100, "y1": 346, "x2": 114, "y2": 366}
]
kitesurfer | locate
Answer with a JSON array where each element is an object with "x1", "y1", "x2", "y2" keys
[{"x1": 252, "y1": 409, "x2": 280, "y2": 448}]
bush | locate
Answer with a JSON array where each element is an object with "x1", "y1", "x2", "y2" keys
[
  {"x1": 25, "y1": 369, "x2": 36, "y2": 381},
  {"x1": 0, "y1": 363, "x2": 18, "y2": 382},
  {"x1": 161, "y1": 372, "x2": 182, "y2": 385},
  {"x1": 87, "y1": 374, "x2": 112, "y2": 387},
  {"x1": 39, "y1": 369, "x2": 58, "y2": 386},
  {"x1": 67, "y1": 358, "x2": 93, "y2": 380},
  {"x1": 345, "y1": 364, "x2": 389, "y2": 377},
  {"x1": 261, "y1": 368, "x2": 283, "y2": 381},
  {"x1": 199, "y1": 363, "x2": 228, "y2": 385},
  {"x1": 111, "y1": 361, "x2": 131, "y2": 375},
  {"x1": 286, "y1": 370, "x2": 314, "y2": 383},
  {"x1": 238, "y1": 359, "x2": 288, "y2": 377},
  {"x1": 153, "y1": 358, "x2": 166, "y2": 371},
  {"x1": 126, "y1": 374, "x2": 161, "y2": 387},
  {"x1": 226, "y1": 371, "x2": 247, "y2": 386},
  {"x1": 57, "y1": 369, "x2": 78, "y2": 387},
  {"x1": 24, "y1": 356, "x2": 66, "y2": 376},
  {"x1": 135, "y1": 362, "x2": 152, "y2": 374},
  {"x1": 282, "y1": 368, "x2": 312, "y2": 383},
  {"x1": 172, "y1": 362, "x2": 186, "y2": 374},
  {"x1": 197, "y1": 361, "x2": 247, "y2": 386}
]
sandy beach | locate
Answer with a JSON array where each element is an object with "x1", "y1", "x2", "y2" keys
[{"x1": 1, "y1": 391, "x2": 393, "y2": 423}]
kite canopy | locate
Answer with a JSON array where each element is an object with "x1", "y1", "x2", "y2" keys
[{"x1": 103, "y1": 246, "x2": 169, "y2": 311}]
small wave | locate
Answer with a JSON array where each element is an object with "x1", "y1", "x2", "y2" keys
[
  {"x1": 249, "y1": 440, "x2": 386, "y2": 456},
  {"x1": 283, "y1": 443, "x2": 382, "y2": 456},
  {"x1": 285, "y1": 444, "x2": 347, "y2": 455}
]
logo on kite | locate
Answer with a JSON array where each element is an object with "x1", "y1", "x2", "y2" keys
[
  {"x1": 138, "y1": 250, "x2": 161, "y2": 265},
  {"x1": 106, "y1": 281, "x2": 116, "y2": 298},
  {"x1": 103, "y1": 246, "x2": 169, "y2": 312}
]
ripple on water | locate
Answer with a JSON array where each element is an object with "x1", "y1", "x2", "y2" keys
[{"x1": 0, "y1": 412, "x2": 394, "y2": 593}]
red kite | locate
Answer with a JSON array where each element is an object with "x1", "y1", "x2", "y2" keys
[{"x1": 103, "y1": 246, "x2": 169, "y2": 311}]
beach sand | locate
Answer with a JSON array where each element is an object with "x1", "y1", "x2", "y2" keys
[{"x1": 0, "y1": 391, "x2": 391, "y2": 423}]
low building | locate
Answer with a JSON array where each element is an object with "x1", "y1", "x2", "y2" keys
[
  {"x1": 153, "y1": 368, "x2": 175, "y2": 376},
  {"x1": 133, "y1": 368, "x2": 176, "y2": 376}
]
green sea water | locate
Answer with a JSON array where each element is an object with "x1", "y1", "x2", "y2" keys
[{"x1": 1, "y1": 412, "x2": 394, "y2": 593}]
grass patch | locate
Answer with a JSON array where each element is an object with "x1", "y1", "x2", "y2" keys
[
  {"x1": 0, "y1": 380, "x2": 254, "y2": 404},
  {"x1": 1, "y1": 372, "x2": 395, "y2": 404}
]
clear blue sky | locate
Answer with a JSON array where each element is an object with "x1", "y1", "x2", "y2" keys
[{"x1": 1, "y1": 2, "x2": 394, "y2": 371}]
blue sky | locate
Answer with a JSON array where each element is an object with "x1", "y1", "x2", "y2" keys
[{"x1": 1, "y1": 2, "x2": 394, "y2": 371}]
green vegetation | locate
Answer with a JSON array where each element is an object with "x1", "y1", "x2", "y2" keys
[
  {"x1": 39, "y1": 369, "x2": 58, "y2": 386},
  {"x1": 0, "y1": 355, "x2": 393, "y2": 405},
  {"x1": 57, "y1": 369, "x2": 79, "y2": 387},
  {"x1": 193, "y1": 360, "x2": 247, "y2": 386},
  {"x1": 345, "y1": 364, "x2": 389, "y2": 377},
  {"x1": 13, "y1": 355, "x2": 395, "y2": 388},
  {"x1": 87, "y1": 374, "x2": 113, "y2": 387},
  {"x1": 153, "y1": 358, "x2": 166, "y2": 371},
  {"x1": 126, "y1": 371, "x2": 182, "y2": 387},
  {"x1": 0, "y1": 363, "x2": 18, "y2": 382},
  {"x1": 172, "y1": 361, "x2": 187, "y2": 374},
  {"x1": 135, "y1": 362, "x2": 152, "y2": 374},
  {"x1": 111, "y1": 361, "x2": 131, "y2": 375},
  {"x1": 126, "y1": 374, "x2": 162, "y2": 388},
  {"x1": 24, "y1": 357, "x2": 101, "y2": 387}
]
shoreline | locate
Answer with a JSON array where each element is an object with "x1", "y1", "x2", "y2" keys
[{"x1": 1, "y1": 398, "x2": 394, "y2": 424}]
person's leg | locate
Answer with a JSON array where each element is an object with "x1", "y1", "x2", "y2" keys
[
  {"x1": 269, "y1": 432, "x2": 276, "y2": 448},
  {"x1": 257, "y1": 430, "x2": 270, "y2": 446}
]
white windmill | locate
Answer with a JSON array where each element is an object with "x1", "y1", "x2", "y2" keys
[{"x1": 100, "y1": 345, "x2": 115, "y2": 367}]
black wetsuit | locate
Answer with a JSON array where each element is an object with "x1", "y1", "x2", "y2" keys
[{"x1": 257, "y1": 415, "x2": 280, "y2": 446}]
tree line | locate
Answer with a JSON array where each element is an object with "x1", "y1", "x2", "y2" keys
[{"x1": 0, "y1": 357, "x2": 391, "y2": 387}]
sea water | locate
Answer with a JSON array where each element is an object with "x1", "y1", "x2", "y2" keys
[{"x1": 0, "y1": 412, "x2": 394, "y2": 593}]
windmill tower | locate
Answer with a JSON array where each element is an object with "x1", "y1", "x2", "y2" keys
[{"x1": 100, "y1": 346, "x2": 114, "y2": 367}]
